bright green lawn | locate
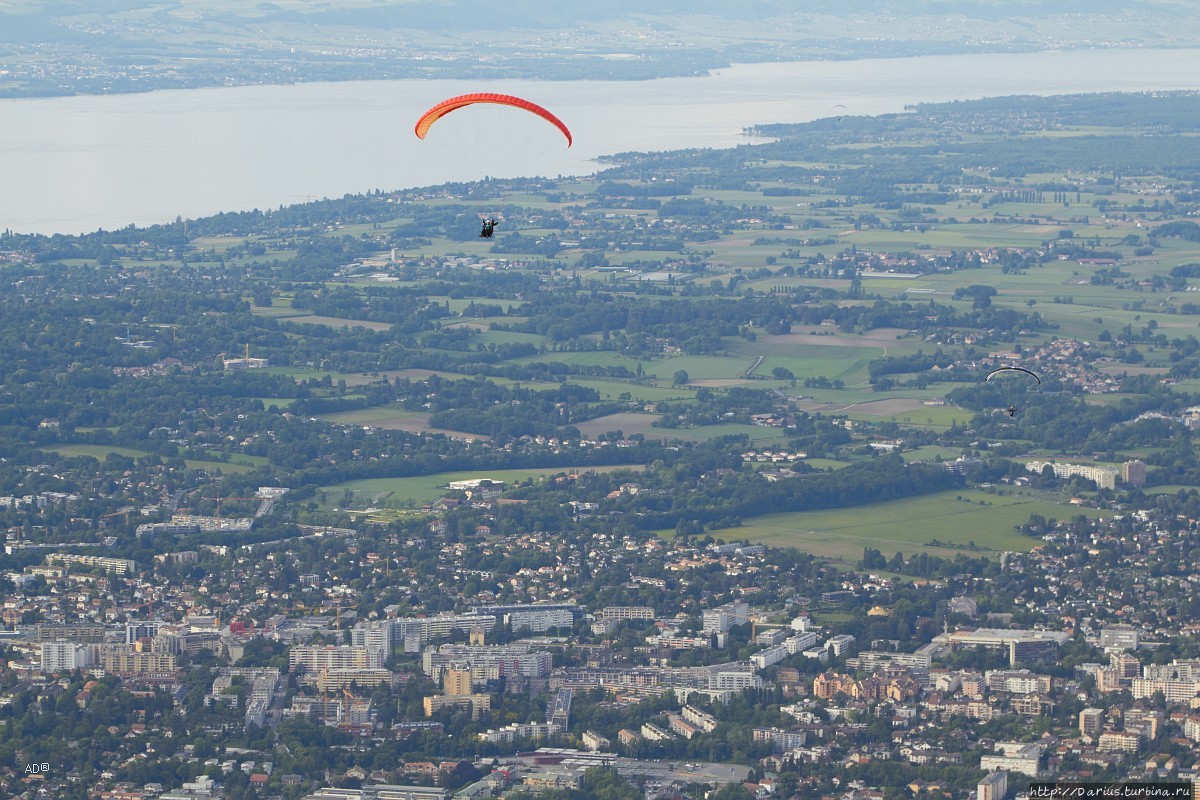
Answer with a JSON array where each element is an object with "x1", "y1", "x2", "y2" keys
[
  {"x1": 650, "y1": 423, "x2": 791, "y2": 444},
  {"x1": 471, "y1": 330, "x2": 544, "y2": 347},
  {"x1": 901, "y1": 445, "x2": 969, "y2": 463},
  {"x1": 204, "y1": 452, "x2": 268, "y2": 468},
  {"x1": 252, "y1": 397, "x2": 299, "y2": 410},
  {"x1": 48, "y1": 444, "x2": 259, "y2": 474},
  {"x1": 49, "y1": 444, "x2": 150, "y2": 460},
  {"x1": 1145, "y1": 485, "x2": 1199, "y2": 495},
  {"x1": 260, "y1": 367, "x2": 386, "y2": 387},
  {"x1": 249, "y1": 294, "x2": 303, "y2": 317},
  {"x1": 731, "y1": 489, "x2": 1105, "y2": 562},
  {"x1": 800, "y1": 458, "x2": 853, "y2": 471},
  {"x1": 845, "y1": 405, "x2": 974, "y2": 429},
  {"x1": 562, "y1": 379, "x2": 692, "y2": 403},
  {"x1": 325, "y1": 465, "x2": 642, "y2": 508},
  {"x1": 183, "y1": 459, "x2": 256, "y2": 475},
  {"x1": 320, "y1": 406, "x2": 424, "y2": 426}
]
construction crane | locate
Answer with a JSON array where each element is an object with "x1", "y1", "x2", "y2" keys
[
  {"x1": 101, "y1": 507, "x2": 136, "y2": 527},
  {"x1": 751, "y1": 620, "x2": 788, "y2": 639}
]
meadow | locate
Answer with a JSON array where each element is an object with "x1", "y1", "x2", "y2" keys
[
  {"x1": 727, "y1": 488, "x2": 1105, "y2": 563},
  {"x1": 47, "y1": 445, "x2": 258, "y2": 474},
  {"x1": 324, "y1": 465, "x2": 643, "y2": 509}
]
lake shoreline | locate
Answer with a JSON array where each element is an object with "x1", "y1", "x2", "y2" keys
[{"x1": 4, "y1": 47, "x2": 1200, "y2": 236}]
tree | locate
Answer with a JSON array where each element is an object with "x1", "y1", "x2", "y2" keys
[
  {"x1": 710, "y1": 783, "x2": 756, "y2": 800},
  {"x1": 673, "y1": 370, "x2": 690, "y2": 387}
]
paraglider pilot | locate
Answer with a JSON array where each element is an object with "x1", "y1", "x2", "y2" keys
[
  {"x1": 480, "y1": 218, "x2": 498, "y2": 238},
  {"x1": 985, "y1": 366, "x2": 1040, "y2": 420}
]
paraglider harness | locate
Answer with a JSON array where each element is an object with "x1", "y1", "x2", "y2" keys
[{"x1": 480, "y1": 218, "x2": 498, "y2": 239}]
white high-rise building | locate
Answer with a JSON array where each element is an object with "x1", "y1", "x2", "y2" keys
[
  {"x1": 289, "y1": 645, "x2": 384, "y2": 673},
  {"x1": 352, "y1": 620, "x2": 395, "y2": 652},
  {"x1": 1123, "y1": 459, "x2": 1147, "y2": 488},
  {"x1": 978, "y1": 771, "x2": 1008, "y2": 800},
  {"x1": 702, "y1": 601, "x2": 750, "y2": 634},
  {"x1": 126, "y1": 621, "x2": 162, "y2": 644},
  {"x1": 41, "y1": 640, "x2": 89, "y2": 673},
  {"x1": 825, "y1": 634, "x2": 857, "y2": 657},
  {"x1": 472, "y1": 603, "x2": 578, "y2": 633},
  {"x1": 1024, "y1": 461, "x2": 1116, "y2": 490},
  {"x1": 1079, "y1": 707, "x2": 1104, "y2": 738}
]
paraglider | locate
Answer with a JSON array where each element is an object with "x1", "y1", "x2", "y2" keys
[
  {"x1": 985, "y1": 366, "x2": 1041, "y2": 416},
  {"x1": 414, "y1": 93, "x2": 573, "y2": 147},
  {"x1": 480, "y1": 218, "x2": 498, "y2": 238},
  {"x1": 986, "y1": 366, "x2": 1041, "y2": 384}
]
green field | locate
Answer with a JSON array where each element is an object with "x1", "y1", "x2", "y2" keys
[
  {"x1": 49, "y1": 444, "x2": 150, "y2": 461},
  {"x1": 842, "y1": 404, "x2": 973, "y2": 430},
  {"x1": 729, "y1": 489, "x2": 1104, "y2": 562},
  {"x1": 282, "y1": 314, "x2": 393, "y2": 331},
  {"x1": 654, "y1": 422, "x2": 793, "y2": 444},
  {"x1": 261, "y1": 366, "x2": 388, "y2": 387},
  {"x1": 182, "y1": 459, "x2": 257, "y2": 475},
  {"x1": 48, "y1": 445, "x2": 260, "y2": 474},
  {"x1": 840, "y1": 253, "x2": 1200, "y2": 342},
  {"x1": 320, "y1": 406, "x2": 427, "y2": 426},
  {"x1": 561, "y1": 379, "x2": 692, "y2": 403},
  {"x1": 724, "y1": 339, "x2": 885, "y2": 386},
  {"x1": 249, "y1": 296, "x2": 304, "y2": 318},
  {"x1": 325, "y1": 465, "x2": 644, "y2": 508},
  {"x1": 252, "y1": 397, "x2": 300, "y2": 410},
  {"x1": 901, "y1": 445, "x2": 969, "y2": 463},
  {"x1": 801, "y1": 458, "x2": 854, "y2": 471}
]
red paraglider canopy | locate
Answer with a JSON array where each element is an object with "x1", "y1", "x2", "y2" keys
[{"x1": 414, "y1": 93, "x2": 573, "y2": 147}]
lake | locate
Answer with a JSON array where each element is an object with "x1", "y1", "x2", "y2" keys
[{"x1": 3, "y1": 47, "x2": 1200, "y2": 236}]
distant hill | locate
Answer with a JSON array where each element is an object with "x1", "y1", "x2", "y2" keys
[{"x1": 2, "y1": 0, "x2": 1200, "y2": 97}]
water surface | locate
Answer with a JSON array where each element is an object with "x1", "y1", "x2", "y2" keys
[{"x1": 2, "y1": 47, "x2": 1199, "y2": 235}]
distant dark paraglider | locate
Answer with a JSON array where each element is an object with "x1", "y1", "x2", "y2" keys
[
  {"x1": 480, "y1": 218, "x2": 498, "y2": 238},
  {"x1": 414, "y1": 93, "x2": 573, "y2": 146},
  {"x1": 985, "y1": 366, "x2": 1041, "y2": 384},
  {"x1": 985, "y1": 366, "x2": 1041, "y2": 416}
]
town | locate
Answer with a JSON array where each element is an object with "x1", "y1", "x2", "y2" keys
[
  {"x1": 8, "y1": 504, "x2": 1200, "y2": 800},
  {"x1": 6, "y1": 91, "x2": 1200, "y2": 800}
]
